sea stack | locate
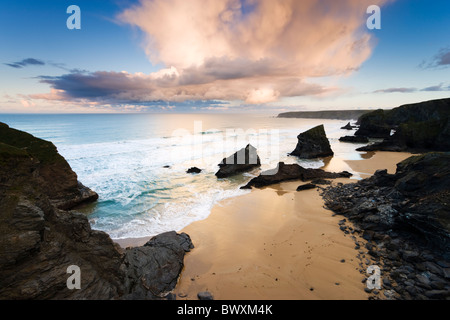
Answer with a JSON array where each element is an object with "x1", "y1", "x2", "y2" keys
[
  {"x1": 216, "y1": 144, "x2": 261, "y2": 178},
  {"x1": 290, "y1": 125, "x2": 334, "y2": 159},
  {"x1": 341, "y1": 122, "x2": 354, "y2": 130}
]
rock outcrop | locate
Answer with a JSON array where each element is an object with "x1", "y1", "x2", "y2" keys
[
  {"x1": 0, "y1": 122, "x2": 98, "y2": 210},
  {"x1": 339, "y1": 136, "x2": 369, "y2": 143},
  {"x1": 341, "y1": 122, "x2": 355, "y2": 130},
  {"x1": 121, "y1": 232, "x2": 194, "y2": 299},
  {"x1": 290, "y1": 125, "x2": 334, "y2": 159},
  {"x1": 0, "y1": 123, "x2": 193, "y2": 300},
  {"x1": 355, "y1": 109, "x2": 392, "y2": 138},
  {"x1": 355, "y1": 98, "x2": 450, "y2": 152},
  {"x1": 187, "y1": 167, "x2": 202, "y2": 174},
  {"x1": 322, "y1": 152, "x2": 450, "y2": 300},
  {"x1": 241, "y1": 162, "x2": 352, "y2": 189},
  {"x1": 358, "y1": 117, "x2": 450, "y2": 153},
  {"x1": 296, "y1": 183, "x2": 317, "y2": 191},
  {"x1": 216, "y1": 144, "x2": 261, "y2": 178}
]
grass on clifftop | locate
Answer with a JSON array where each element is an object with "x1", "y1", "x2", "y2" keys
[{"x1": 0, "y1": 123, "x2": 64, "y2": 165}]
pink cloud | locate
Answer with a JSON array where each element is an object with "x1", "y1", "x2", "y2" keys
[
  {"x1": 33, "y1": 0, "x2": 391, "y2": 106},
  {"x1": 119, "y1": 0, "x2": 388, "y2": 74}
]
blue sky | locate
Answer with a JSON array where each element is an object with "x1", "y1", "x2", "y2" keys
[{"x1": 0, "y1": 0, "x2": 449, "y2": 113}]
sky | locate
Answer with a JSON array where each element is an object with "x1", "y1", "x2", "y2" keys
[{"x1": 0, "y1": 0, "x2": 449, "y2": 113}]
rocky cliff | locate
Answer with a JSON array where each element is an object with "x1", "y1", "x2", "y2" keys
[
  {"x1": 0, "y1": 123, "x2": 98, "y2": 210},
  {"x1": 355, "y1": 98, "x2": 450, "y2": 152},
  {"x1": 278, "y1": 110, "x2": 372, "y2": 120},
  {"x1": 0, "y1": 123, "x2": 193, "y2": 300},
  {"x1": 322, "y1": 152, "x2": 450, "y2": 299}
]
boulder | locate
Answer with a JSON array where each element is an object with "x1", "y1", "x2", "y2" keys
[
  {"x1": 187, "y1": 167, "x2": 202, "y2": 174},
  {"x1": 197, "y1": 291, "x2": 214, "y2": 300},
  {"x1": 290, "y1": 125, "x2": 334, "y2": 159},
  {"x1": 121, "y1": 232, "x2": 193, "y2": 299},
  {"x1": 216, "y1": 144, "x2": 261, "y2": 178}
]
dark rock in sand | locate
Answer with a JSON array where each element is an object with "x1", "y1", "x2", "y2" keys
[
  {"x1": 197, "y1": 291, "x2": 214, "y2": 300},
  {"x1": 122, "y1": 232, "x2": 193, "y2": 299},
  {"x1": 290, "y1": 125, "x2": 334, "y2": 159},
  {"x1": 296, "y1": 183, "x2": 317, "y2": 192},
  {"x1": 187, "y1": 167, "x2": 202, "y2": 174},
  {"x1": 0, "y1": 123, "x2": 193, "y2": 300},
  {"x1": 311, "y1": 179, "x2": 332, "y2": 185},
  {"x1": 242, "y1": 162, "x2": 352, "y2": 189},
  {"x1": 216, "y1": 144, "x2": 261, "y2": 178},
  {"x1": 339, "y1": 136, "x2": 369, "y2": 144}
]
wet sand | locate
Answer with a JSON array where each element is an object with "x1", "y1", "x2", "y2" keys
[
  {"x1": 345, "y1": 151, "x2": 414, "y2": 178},
  {"x1": 115, "y1": 151, "x2": 413, "y2": 300}
]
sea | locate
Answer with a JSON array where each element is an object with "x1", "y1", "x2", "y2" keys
[{"x1": 0, "y1": 113, "x2": 369, "y2": 239}]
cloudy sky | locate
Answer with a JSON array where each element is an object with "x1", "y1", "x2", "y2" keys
[{"x1": 0, "y1": 0, "x2": 449, "y2": 113}]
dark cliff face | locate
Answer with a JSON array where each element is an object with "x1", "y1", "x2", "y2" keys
[
  {"x1": 385, "y1": 98, "x2": 450, "y2": 125},
  {"x1": 355, "y1": 98, "x2": 450, "y2": 152},
  {"x1": 393, "y1": 153, "x2": 450, "y2": 250},
  {"x1": 0, "y1": 127, "x2": 121, "y2": 299},
  {"x1": 355, "y1": 109, "x2": 391, "y2": 138},
  {"x1": 0, "y1": 123, "x2": 98, "y2": 210},
  {"x1": 0, "y1": 123, "x2": 193, "y2": 300}
]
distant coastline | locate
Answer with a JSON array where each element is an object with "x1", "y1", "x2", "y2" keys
[{"x1": 277, "y1": 110, "x2": 374, "y2": 120}]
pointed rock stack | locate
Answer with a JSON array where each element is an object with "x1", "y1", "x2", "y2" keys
[
  {"x1": 290, "y1": 125, "x2": 334, "y2": 159},
  {"x1": 216, "y1": 144, "x2": 261, "y2": 178}
]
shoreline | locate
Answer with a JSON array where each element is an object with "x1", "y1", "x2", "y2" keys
[
  {"x1": 114, "y1": 151, "x2": 413, "y2": 300},
  {"x1": 174, "y1": 179, "x2": 368, "y2": 300}
]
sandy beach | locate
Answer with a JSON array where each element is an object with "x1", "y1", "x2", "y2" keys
[{"x1": 115, "y1": 151, "x2": 413, "y2": 300}]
